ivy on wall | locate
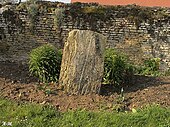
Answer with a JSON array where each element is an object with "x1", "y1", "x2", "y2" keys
[
  {"x1": 2, "y1": 1, "x2": 170, "y2": 36},
  {"x1": 14, "y1": 1, "x2": 170, "y2": 31},
  {"x1": 53, "y1": 8, "x2": 65, "y2": 29},
  {"x1": 67, "y1": 3, "x2": 170, "y2": 29},
  {"x1": 2, "y1": 9, "x2": 24, "y2": 34},
  {"x1": 26, "y1": 0, "x2": 39, "y2": 33}
]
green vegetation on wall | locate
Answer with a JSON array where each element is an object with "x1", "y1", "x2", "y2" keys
[
  {"x1": 68, "y1": 3, "x2": 170, "y2": 28},
  {"x1": 53, "y1": 8, "x2": 65, "y2": 29},
  {"x1": 26, "y1": 0, "x2": 39, "y2": 33},
  {"x1": 2, "y1": 9, "x2": 23, "y2": 34},
  {"x1": 14, "y1": 1, "x2": 170, "y2": 31}
]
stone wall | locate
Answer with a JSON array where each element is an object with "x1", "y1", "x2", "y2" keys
[{"x1": 0, "y1": 2, "x2": 170, "y2": 70}]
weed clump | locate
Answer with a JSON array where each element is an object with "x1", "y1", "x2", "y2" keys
[
  {"x1": 137, "y1": 58, "x2": 161, "y2": 76},
  {"x1": 103, "y1": 49, "x2": 134, "y2": 87}
]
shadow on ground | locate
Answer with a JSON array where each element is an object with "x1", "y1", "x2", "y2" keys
[
  {"x1": 100, "y1": 75, "x2": 168, "y2": 96},
  {"x1": 0, "y1": 61, "x2": 37, "y2": 84}
]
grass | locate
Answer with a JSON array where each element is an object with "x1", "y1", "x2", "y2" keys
[{"x1": 0, "y1": 98, "x2": 169, "y2": 127}]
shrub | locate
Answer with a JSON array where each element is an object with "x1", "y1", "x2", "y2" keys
[
  {"x1": 29, "y1": 44, "x2": 62, "y2": 83},
  {"x1": 137, "y1": 58, "x2": 161, "y2": 76},
  {"x1": 103, "y1": 49, "x2": 134, "y2": 87}
]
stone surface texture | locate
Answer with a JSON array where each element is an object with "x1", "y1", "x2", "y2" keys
[{"x1": 59, "y1": 30, "x2": 106, "y2": 95}]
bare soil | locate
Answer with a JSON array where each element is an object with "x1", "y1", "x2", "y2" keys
[{"x1": 0, "y1": 61, "x2": 169, "y2": 112}]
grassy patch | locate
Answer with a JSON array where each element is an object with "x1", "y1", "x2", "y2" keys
[{"x1": 0, "y1": 98, "x2": 169, "y2": 127}]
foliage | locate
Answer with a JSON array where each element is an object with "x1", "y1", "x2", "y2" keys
[
  {"x1": 164, "y1": 68, "x2": 170, "y2": 76},
  {"x1": 0, "y1": 98, "x2": 169, "y2": 127},
  {"x1": 81, "y1": 6, "x2": 106, "y2": 18},
  {"x1": 103, "y1": 49, "x2": 134, "y2": 86},
  {"x1": 53, "y1": 8, "x2": 65, "y2": 29},
  {"x1": 13, "y1": 1, "x2": 170, "y2": 32},
  {"x1": 27, "y1": 0, "x2": 39, "y2": 33},
  {"x1": 29, "y1": 44, "x2": 62, "y2": 83},
  {"x1": 2, "y1": 10, "x2": 23, "y2": 34},
  {"x1": 103, "y1": 49, "x2": 168, "y2": 79},
  {"x1": 136, "y1": 58, "x2": 161, "y2": 76},
  {"x1": 68, "y1": 4, "x2": 108, "y2": 30},
  {"x1": 68, "y1": 3, "x2": 170, "y2": 28}
]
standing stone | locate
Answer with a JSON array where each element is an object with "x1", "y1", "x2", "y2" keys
[{"x1": 59, "y1": 30, "x2": 106, "y2": 95}]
